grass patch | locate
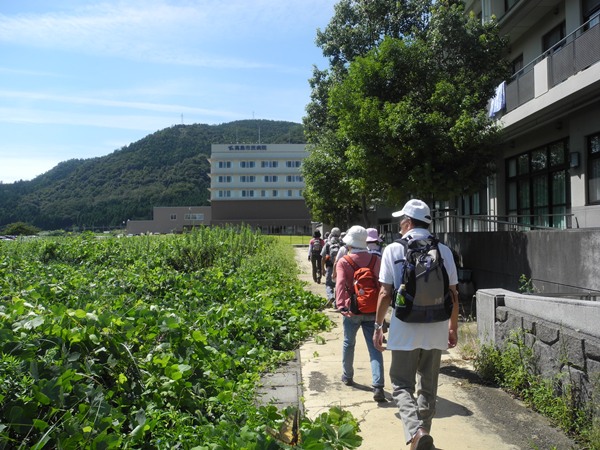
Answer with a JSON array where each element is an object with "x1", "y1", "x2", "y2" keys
[
  {"x1": 457, "y1": 320, "x2": 479, "y2": 361},
  {"x1": 268, "y1": 234, "x2": 311, "y2": 245}
]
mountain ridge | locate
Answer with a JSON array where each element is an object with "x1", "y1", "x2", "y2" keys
[{"x1": 0, "y1": 120, "x2": 305, "y2": 230}]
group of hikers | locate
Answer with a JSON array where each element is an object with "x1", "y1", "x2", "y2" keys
[{"x1": 306, "y1": 199, "x2": 460, "y2": 450}]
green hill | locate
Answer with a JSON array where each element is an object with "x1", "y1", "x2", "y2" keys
[{"x1": 0, "y1": 120, "x2": 305, "y2": 230}]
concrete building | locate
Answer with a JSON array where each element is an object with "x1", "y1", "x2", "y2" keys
[
  {"x1": 448, "y1": 0, "x2": 600, "y2": 231},
  {"x1": 208, "y1": 143, "x2": 312, "y2": 234},
  {"x1": 126, "y1": 206, "x2": 211, "y2": 235}
]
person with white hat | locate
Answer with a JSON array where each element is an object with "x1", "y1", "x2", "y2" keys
[
  {"x1": 373, "y1": 199, "x2": 459, "y2": 450},
  {"x1": 335, "y1": 225, "x2": 386, "y2": 403}
]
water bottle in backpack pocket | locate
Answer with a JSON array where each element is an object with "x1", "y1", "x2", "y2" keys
[{"x1": 392, "y1": 235, "x2": 452, "y2": 323}]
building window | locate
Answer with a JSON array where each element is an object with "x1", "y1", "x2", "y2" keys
[
  {"x1": 242, "y1": 190, "x2": 255, "y2": 198},
  {"x1": 584, "y1": 0, "x2": 600, "y2": 28},
  {"x1": 505, "y1": 0, "x2": 519, "y2": 13},
  {"x1": 272, "y1": 190, "x2": 279, "y2": 197},
  {"x1": 218, "y1": 161, "x2": 232, "y2": 169},
  {"x1": 170, "y1": 214, "x2": 177, "y2": 220},
  {"x1": 240, "y1": 176, "x2": 256, "y2": 183},
  {"x1": 542, "y1": 21, "x2": 566, "y2": 54},
  {"x1": 217, "y1": 175, "x2": 231, "y2": 183},
  {"x1": 261, "y1": 160, "x2": 278, "y2": 168},
  {"x1": 506, "y1": 139, "x2": 570, "y2": 228},
  {"x1": 588, "y1": 132, "x2": 600, "y2": 204},
  {"x1": 264, "y1": 175, "x2": 278, "y2": 182},
  {"x1": 184, "y1": 213, "x2": 204, "y2": 221},
  {"x1": 286, "y1": 175, "x2": 304, "y2": 182},
  {"x1": 240, "y1": 161, "x2": 255, "y2": 168},
  {"x1": 511, "y1": 54, "x2": 524, "y2": 76},
  {"x1": 261, "y1": 190, "x2": 267, "y2": 197},
  {"x1": 287, "y1": 190, "x2": 293, "y2": 197},
  {"x1": 286, "y1": 160, "x2": 302, "y2": 168},
  {"x1": 218, "y1": 190, "x2": 231, "y2": 198}
]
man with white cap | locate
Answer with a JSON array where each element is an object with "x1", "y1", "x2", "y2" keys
[
  {"x1": 335, "y1": 225, "x2": 386, "y2": 402},
  {"x1": 373, "y1": 199, "x2": 459, "y2": 450}
]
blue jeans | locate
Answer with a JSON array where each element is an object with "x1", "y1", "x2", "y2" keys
[{"x1": 342, "y1": 314, "x2": 385, "y2": 388}]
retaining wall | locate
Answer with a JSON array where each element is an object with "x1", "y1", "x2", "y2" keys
[{"x1": 477, "y1": 289, "x2": 600, "y2": 404}]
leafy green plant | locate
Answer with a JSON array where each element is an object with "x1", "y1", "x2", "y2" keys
[
  {"x1": 518, "y1": 274, "x2": 536, "y2": 294},
  {"x1": 475, "y1": 330, "x2": 598, "y2": 448},
  {"x1": 0, "y1": 227, "x2": 358, "y2": 449}
]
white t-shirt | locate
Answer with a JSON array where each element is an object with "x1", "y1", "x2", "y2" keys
[{"x1": 379, "y1": 228, "x2": 458, "y2": 351}]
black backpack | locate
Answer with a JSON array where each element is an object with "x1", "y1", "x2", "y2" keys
[
  {"x1": 311, "y1": 239, "x2": 323, "y2": 255},
  {"x1": 392, "y1": 234, "x2": 452, "y2": 323}
]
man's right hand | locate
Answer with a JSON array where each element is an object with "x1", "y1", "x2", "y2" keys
[{"x1": 373, "y1": 328, "x2": 386, "y2": 352}]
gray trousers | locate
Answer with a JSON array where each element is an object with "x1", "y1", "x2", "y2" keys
[{"x1": 389, "y1": 348, "x2": 442, "y2": 444}]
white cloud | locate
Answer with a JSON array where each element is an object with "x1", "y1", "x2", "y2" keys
[{"x1": 0, "y1": 0, "x2": 335, "y2": 69}]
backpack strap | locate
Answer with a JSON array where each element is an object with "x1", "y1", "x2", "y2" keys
[
  {"x1": 344, "y1": 254, "x2": 378, "y2": 272},
  {"x1": 343, "y1": 254, "x2": 360, "y2": 271},
  {"x1": 367, "y1": 254, "x2": 378, "y2": 270},
  {"x1": 394, "y1": 238, "x2": 409, "y2": 265}
]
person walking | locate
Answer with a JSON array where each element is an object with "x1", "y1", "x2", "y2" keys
[
  {"x1": 373, "y1": 199, "x2": 459, "y2": 450},
  {"x1": 366, "y1": 227, "x2": 383, "y2": 256},
  {"x1": 321, "y1": 227, "x2": 343, "y2": 308},
  {"x1": 308, "y1": 230, "x2": 325, "y2": 283},
  {"x1": 336, "y1": 225, "x2": 386, "y2": 403}
]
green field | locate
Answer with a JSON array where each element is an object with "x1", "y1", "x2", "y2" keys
[{"x1": 0, "y1": 229, "x2": 361, "y2": 449}]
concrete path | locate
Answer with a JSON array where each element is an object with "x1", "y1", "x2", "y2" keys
[{"x1": 291, "y1": 247, "x2": 578, "y2": 450}]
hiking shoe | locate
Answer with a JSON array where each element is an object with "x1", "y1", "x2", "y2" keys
[
  {"x1": 341, "y1": 375, "x2": 353, "y2": 386},
  {"x1": 373, "y1": 387, "x2": 386, "y2": 402}
]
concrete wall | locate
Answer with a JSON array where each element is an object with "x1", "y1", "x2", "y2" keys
[
  {"x1": 441, "y1": 229, "x2": 600, "y2": 295},
  {"x1": 477, "y1": 289, "x2": 600, "y2": 406},
  {"x1": 126, "y1": 206, "x2": 211, "y2": 235}
]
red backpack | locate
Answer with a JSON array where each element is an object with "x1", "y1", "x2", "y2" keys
[{"x1": 343, "y1": 254, "x2": 380, "y2": 314}]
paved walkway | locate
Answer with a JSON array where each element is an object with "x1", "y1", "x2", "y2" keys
[{"x1": 259, "y1": 248, "x2": 578, "y2": 450}]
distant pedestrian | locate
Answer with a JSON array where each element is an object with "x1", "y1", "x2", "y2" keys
[
  {"x1": 373, "y1": 199, "x2": 459, "y2": 450},
  {"x1": 321, "y1": 227, "x2": 343, "y2": 307},
  {"x1": 331, "y1": 231, "x2": 348, "y2": 283},
  {"x1": 336, "y1": 225, "x2": 385, "y2": 403},
  {"x1": 366, "y1": 228, "x2": 383, "y2": 256},
  {"x1": 308, "y1": 230, "x2": 325, "y2": 283}
]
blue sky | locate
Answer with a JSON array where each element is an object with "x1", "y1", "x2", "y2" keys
[{"x1": 0, "y1": 0, "x2": 337, "y2": 183}]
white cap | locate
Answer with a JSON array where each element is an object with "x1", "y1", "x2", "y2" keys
[
  {"x1": 392, "y1": 199, "x2": 432, "y2": 224},
  {"x1": 342, "y1": 225, "x2": 368, "y2": 249}
]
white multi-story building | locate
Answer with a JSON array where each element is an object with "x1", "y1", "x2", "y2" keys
[
  {"x1": 208, "y1": 143, "x2": 312, "y2": 233},
  {"x1": 452, "y1": 0, "x2": 600, "y2": 231}
]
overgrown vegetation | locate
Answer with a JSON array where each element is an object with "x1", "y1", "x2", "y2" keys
[
  {"x1": 0, "y1": 227, "x2": 362, "y2": 449},
  {"x1": 475, "y1": 330, "x2": 599, "y2": 449}
]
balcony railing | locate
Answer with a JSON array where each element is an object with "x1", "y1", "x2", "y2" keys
[
  {"x1": 505, "y1": 19, "x2": 600, "y2": 113},
  {"x1": 430, "y1": 212, "x2": 575, "y2": 234}
]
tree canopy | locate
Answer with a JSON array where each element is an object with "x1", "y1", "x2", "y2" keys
[{"x1": 302, "y1": 0, "x2": 510, "y2": 224}]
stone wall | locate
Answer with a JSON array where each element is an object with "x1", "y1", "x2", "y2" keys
[{"x1": 477, "y1": 289, "x2": 600, "y2": 405}]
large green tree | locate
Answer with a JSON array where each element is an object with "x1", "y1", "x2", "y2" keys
[{"x1": 302, "y1": 0, "x2": 510, "y2": 223}]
